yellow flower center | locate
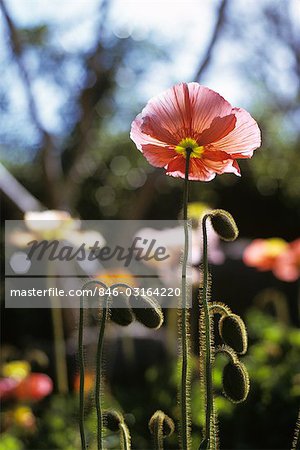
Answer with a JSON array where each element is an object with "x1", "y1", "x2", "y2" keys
[{"x1": 175, "y1": 138, "x2": 204, "y2": 158}]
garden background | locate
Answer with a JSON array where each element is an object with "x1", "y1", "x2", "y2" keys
[{"x1": 0, "y1": 0, "x2": 299, "y2": 449}]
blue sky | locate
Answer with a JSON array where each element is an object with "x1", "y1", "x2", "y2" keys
[{"x1": 0, "y1": 0, "x2": 299, "y2": 150}]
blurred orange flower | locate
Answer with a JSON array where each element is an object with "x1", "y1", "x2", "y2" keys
[
  {"x1": 73, "y1": 371, "x2": 94, "y2": 395},
  {"x1": 13, "y1": 406, "x2": 36, "y2": 430},
  {"x1": 94, "y1": 269, "x2": 138, "y2": 287}
]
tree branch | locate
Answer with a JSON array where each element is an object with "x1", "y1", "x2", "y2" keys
[
  {"x1": 0, "y1": 162, "x2": 43, "y2": 212},
  {"x1": 0, "y1": 0, "x2": 63, "y2": 208},
  {"x1": 194, "y1": 0, "x2": 228, "y2": 81},
  {"x1": 61, "y1": 0, "x2": 114, "y2": 207}
]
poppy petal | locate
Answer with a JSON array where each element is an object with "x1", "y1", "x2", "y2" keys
[
  {"x1": 188, "y1": 83, "x2": 233, "y2": 135},
  {"x1": 166, "y1": 156, "x2": 216, "y2": 181},
  {"x1": 213, "y1": 107, "x2": 261, "y2": 157},
  {"x1": 131, "y1": 114, "x2": 166, "y2": 150},
  {"x1": 142, "y1": 144, "x2": 177, "y2": 167},
  {"x1": 138, "y1": 83, "x2": 193, "y2": 143},
  {"x1": 197, "y1": 114, "x2": 237, "y2": 145}
]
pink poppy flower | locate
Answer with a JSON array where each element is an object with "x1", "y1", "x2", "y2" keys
[{"x1": 130, "y1": 82, "x2": 261, "y2": 181}]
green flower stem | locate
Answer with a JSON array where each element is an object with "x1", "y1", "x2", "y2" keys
[
  {"x1": 78, "y1": 280, "x2": 108, "y2": 450},
  {"x1": 202, "y1": 215, "x2": 214, "y2": 449},
  {"x1": 153, "y1": 416, "x2": 164, "y2": 450},
  {"x1": 292, "y1": 407, "x2": 300, "y2": 450},
  {"x1": 50, "y1": 301, "x2": 68, "y2": 394},
  {"x1": 47, "y1": 267, "x2": 68, "y2": 395},
  {"x1": 180, "y1": 148, "x2": 192, "y2": 450},
  {"x1": 120, "y1": 422, "x2": 132, "y2": 450},
  {"x1": 95, "y1": 298, "x2": 109, "y2": 450},
  {"x1": 78, "y1": 291, "x2": 87, "y2": 450}
]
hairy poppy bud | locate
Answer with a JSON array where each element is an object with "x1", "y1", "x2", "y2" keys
[
  {"x1": 219, "y1": 314, "x2": 248, "y2": 355},
  {"x1": 222, "y1": 361, "x2": 249, "y2": 403},
  {"x1": 149, "y1": 410, "x2": 175, "y2": 438},
  {"x1": 109, "y1": 288, "x2": 134, "y2": 327},
  {"x1": 209, "y1": 209, "x2": 239, "y2": 241},
  {"x1": 104, "y1": 409, "x2": 132, "y2": 449},
  {"x1": 129, "y1": 295, "x2": 164, "y2": 329},
  {"x1": 103, "y1": 410, "x2": 123, "y2": 431},
  {"x1": 209, "y1": 301, "x2": 232, "y2": 317}
]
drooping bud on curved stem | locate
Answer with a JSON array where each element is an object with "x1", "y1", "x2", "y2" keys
[
  {"x1": 219, "y1": 314, "x2": 248, "y2": 355},
  {"x1": 216, "y1": 345, "x2": 250, "y2": 403},
  {"x1": 208, "y1": 209, "x2": 239, "y2": 241},
  {"x1": 109, "y1": 284, "x2": 135, "y2": 326},
  {"x1": 222, "y1": 360, "x2": 249, "y2": 403},
  {"x1": 104, "y1": 410, "x2": 131, "y2": 450},
  {"x1": 149, "y1": 410, "x2": 175, "y2": 450},
  {"x1": 209, "y1": 302, "x2": 232, "y2": 317},
  {"x1": 129, "y1": 294, "x2": 164, "y2": 329}
]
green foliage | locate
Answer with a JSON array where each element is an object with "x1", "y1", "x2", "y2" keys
[
  {"x1": 220, "y1": 308, "x2": 300, "y2": 449},
  {"x1": 0, "y1": 434, "x2": 23, "y2": 450}
]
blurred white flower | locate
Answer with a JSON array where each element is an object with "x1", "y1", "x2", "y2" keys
[
  {"x1": 24, "y1": 210, "x2": 80, "y2": 239},
  {"x1": 135, "y1": 202, "x2": 225, "y2": 287}
]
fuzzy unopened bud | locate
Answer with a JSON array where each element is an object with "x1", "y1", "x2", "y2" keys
[
  {"x1": 222, "y1": 362, "x2": 250, "y2": 403},
  {"x1": 149, "y1": 410, "x2": 175, "y2": 438},
  {"x1": 129, "y1": 295, "x2": 164, "y2": 329},
  {"x1": 209, "y1": 209, "x2": 238, "y2": 241},
  {"x1": 109, "y1": 289, "x2": 134, "y2": 327},
  {"x1": 103, "y1": 410, "x2": 123, "y2": 431},
  {"x1": 219, "y1": 314, "x2": 248, "y2": 355}
]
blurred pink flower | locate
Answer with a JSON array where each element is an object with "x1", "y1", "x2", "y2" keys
[
  {"x1": 131, "y1": 82, "x2": 261, "y2": 181},
  {"x1": 273, "y1": 239, "x2": 300, "y2": 282},
  {"x1": 243, "y1": 238, "x2": 288, "y2": 271},
  {"x1": 243, "y1": 238, "x2": 300, "y2": 282},
  {"x1": 0, "y1": 377, "x2": 19, "y2": 400}
]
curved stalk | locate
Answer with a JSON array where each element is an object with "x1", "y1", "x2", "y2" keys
[
  {"x1": 95, "y1": 298, "x2": 109, "y2": 450},
  {"x1": 153, "y1": 416, "x2": 164, "y2": 450},
  {"x1": 47, "y1": 265, "x2": 68, "y2": 395},
  {"x1": 78, "y1": 289, "x2": 87, "y2": 450},
  {"x1": 78, "y1": 280, "x2": 108, "y2": 450},
  {"x1": 201, "y1": 215, "x2": 214, "y2": 449},
  {"x1": 50, "y1": 301, "x2": 68, "y2": 393},
  {"x1": 291, "y1": 407, "x2": 300, "y2": 450},
  {"x1": 120, "y1": 422, "x2": 132, "y2": 450},
  {"x1": 180, "y1": 148, "x2": 192, "y2": 450}
]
